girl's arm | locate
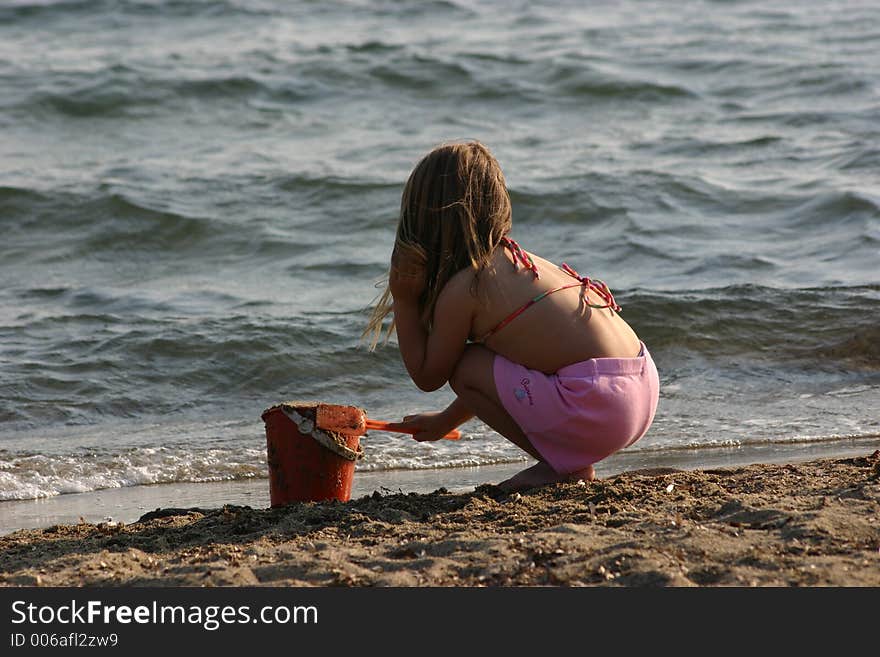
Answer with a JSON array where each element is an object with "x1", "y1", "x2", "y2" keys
[
  {"x1": 390, "y1": 251, "x2": 475, "y2": 392},
  {"x1": 396, "y1": 396, "x2": 475, "y2": 442}
]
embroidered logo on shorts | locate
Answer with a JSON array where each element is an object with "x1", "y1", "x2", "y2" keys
[{"x1": 514, "y1": 378, "x2": 534, "y2": 406}]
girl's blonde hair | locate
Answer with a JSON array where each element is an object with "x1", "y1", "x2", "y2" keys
[{"x1": 364, "y1": 141, "x2": 512, "y2": 349}]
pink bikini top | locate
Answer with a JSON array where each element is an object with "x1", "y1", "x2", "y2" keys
[{"x1": 474, "y1": 237, "x2": 621, "y2": 343}]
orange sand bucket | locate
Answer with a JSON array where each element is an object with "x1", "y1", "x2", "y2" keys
[{"x1": 262, "y1": 401, "x2": 363, "y2": 506}]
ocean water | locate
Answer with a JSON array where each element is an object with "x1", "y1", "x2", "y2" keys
[{"x1": 1, "y1": 0, "x2": 878, "y2": 510}]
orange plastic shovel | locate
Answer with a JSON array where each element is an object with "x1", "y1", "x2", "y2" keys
[{"x1": 315, "y1": 403, "x2": 461, "y2": 440}]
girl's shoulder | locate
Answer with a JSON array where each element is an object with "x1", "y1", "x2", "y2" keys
[
  {"x1": 440, "y1": 243, "x2": 518, "y2": 302},
  {"x1": 441, "y1": 264, "x2": 479, "y2": 298},
  {"x1": 432, "y1": 265, "x2": 479, "y2": 327}
]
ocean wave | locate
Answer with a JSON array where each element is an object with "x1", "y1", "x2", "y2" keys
[
  {"x1": 641, "y1": 135, "x2": 784, "y2": 158},
  {"x1": 833, "y1": 147, "x2": 880, "y2": 172},
  {"x1": 681, "y1": 254, "x2": 778, "y2": 277},
  {"x1": 79, "y1": 194, "x2": 216, "y2": 252},
  {"x1": 22, "y1": 70, "x2": 161, "y2": 119},
  {"x1": 5, "y1": 43, "x2": 545, "y2": 122},
  {"x1": 0, "y1": 184, "x2": 49, "y2": 205},
  {"x1": 777, "y1": 190, "x2": 880, "y2": 229},
  {"x1": 369, "y1": 0, "x2": 475, "y2": 20},
  {"x1": 0, "y1": 311, "x2": 381, "y2": 428},
  {"x1": 12, "y1": 68, "x2": 306, "y2": 119},
  {"x1": 368, "y1": 56, "x2": 473, "y2": 92},
  {"x1": 509, "y1": 182, "x2": 630, "y2": 226},
  {"x1": 624, "y1": 284, "x2": 880, "y2": 368},
  {"x1": 3, "y1": 189, "x2": 238, "y2": 259},
  {"x1": 550, "y1": 169, "x2": 793, "y2": 220},
  {"x1": 1, "y1": 174, "x2": 400, "y2": 262},
  {"x1": 658, "y1": 55, "x2": 759, "y2": 76},
  {"x1": 276, "y1": 173, "x2": 398, "y2": 199},
  {"x1": 5, "y1": 44, "x2": 697, "y2": 122},
  {"x1": 729, "y1": 107, "x2": 875, "y2": 129},
  {"x1": 568, "y1": 170, "x2": 879, "y2": 245},
  {"x1": 542, "y1": 63, "x2": 696, "y2": 102},
  {"x1": 0, "y1": 0, "x2": 102, "y2": 20},
  {"x1": 811, "y1": 328, "x2": 880, "y2": 369},
  {"x1": 0, "y1": 446, "x2": 265, "y2": 501},
  {"x1": 0, "y1": 0, "x2": 270, "y2": 22}
]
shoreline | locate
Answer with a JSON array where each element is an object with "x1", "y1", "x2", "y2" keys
[
  {"x1": 1, "y1": 448, "x2": 878, "y2": 587},
  {"x1": 3, "y1": 435, "x2": 880, "y2": 537}
]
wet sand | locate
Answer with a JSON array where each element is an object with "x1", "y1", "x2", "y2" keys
[{"x1": 1, "y1": 451, "x2": 878, "y2": 587}]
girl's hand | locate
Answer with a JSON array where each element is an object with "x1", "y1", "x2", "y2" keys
[
  {"x1": 397, "y1": 411, "x2": 455, "y2": 442},
  {"x1": 389, "y1": 243, "x2": 426, "y2": 302}
]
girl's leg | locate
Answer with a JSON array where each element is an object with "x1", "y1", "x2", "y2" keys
[
  {"x1": 449, "y1": 345, "x2": 594, "y2": 491},
  {"x1": 449, "y1": 344, "x2": 539, "y2": 459}
]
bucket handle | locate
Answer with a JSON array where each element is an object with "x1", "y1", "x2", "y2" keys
[{"x1": 280, "y1": 406, "x2": 364, "y2": 462}]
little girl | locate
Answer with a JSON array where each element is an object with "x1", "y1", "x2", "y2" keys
[{"x1": 365, "y1": 141, "x2": 659, "y2": 492}]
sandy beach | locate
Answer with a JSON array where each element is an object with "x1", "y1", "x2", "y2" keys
[{"x1": 1, "y1": 450, "x2": 878, "y2": 587}]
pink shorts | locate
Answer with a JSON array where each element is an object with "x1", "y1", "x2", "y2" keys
[{"x1": 494, "y1": 342, "x2": 660, "y2": 474}]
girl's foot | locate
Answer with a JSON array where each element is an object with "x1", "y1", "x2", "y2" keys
[{"x1": 498, "y1": 462, "x2": 595, "y2": 492}]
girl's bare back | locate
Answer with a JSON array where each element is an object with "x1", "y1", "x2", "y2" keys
[{"x1": 466, "y1": 245, "x2": 641, "y2": 373}]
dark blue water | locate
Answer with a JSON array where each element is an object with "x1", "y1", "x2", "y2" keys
[{"x1": 1, "y1": 0, "x2": 878, "y2": 503}]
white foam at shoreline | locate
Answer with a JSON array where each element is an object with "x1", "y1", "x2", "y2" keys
[{"x1": 3, "y1": 437, "x2": 879, "y2": 536}]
